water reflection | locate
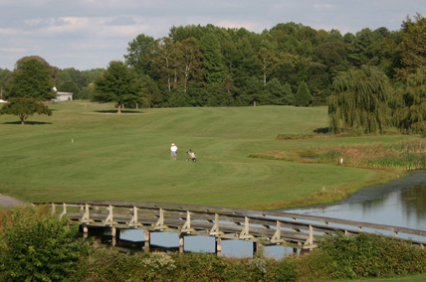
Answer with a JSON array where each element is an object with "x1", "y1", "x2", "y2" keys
[
  {"x1": 114, "y1": 171, "x2": 426, "y2": 258},
  {"x1": 120, "y1": 230, "x2": 291, "y2": 259},
  {"x1": 283, "y1": 170, "x2": 426, "y2": 230}
]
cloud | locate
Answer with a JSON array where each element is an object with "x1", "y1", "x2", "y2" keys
[
  {"x1": 0, "y1": 47, "x2": 26, "y2": 53},
  {"x1": 0, "y1": 28, "x2": 19, "y2": 36},
  {"x1": 314, "y1": 4, "x2": 335, "y2": 10},
  {"x1": 18, "y1": 16, "x2": 146, "y2": 39},
  {"x1": 215, "y1": 20, "x2": 261, "y2": 31},
  {"x1": 24, "y1": 18, "x2": 44, "y2": 26}
]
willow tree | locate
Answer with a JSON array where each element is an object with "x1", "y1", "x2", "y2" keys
[
  {"x1": 328, "y1": 65, "x2": 392, "y2": 134},
  {"x1": 393, "y1": 67, "x2": 426, "y2": 134}
]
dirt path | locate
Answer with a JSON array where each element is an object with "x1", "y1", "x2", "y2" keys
[{"x1": 0, "y1": 194, "x2": 27, "y2": 208}]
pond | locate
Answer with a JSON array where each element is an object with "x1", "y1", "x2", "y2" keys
[
  {"x1": 283, "y1": 170, "x2": 426, "y2": 230},
  {"x1": 118, "y1": 171, "x2": 426, "y2": 259}
]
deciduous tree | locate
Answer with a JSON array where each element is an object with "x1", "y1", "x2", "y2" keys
[
  {"x1": 256, "y1": 40, "x2": 279, "y2": 85},
  {"x1": 7, "y1": 56, "x2": 56, "y2": 101},
  {"x1": 178, "y1": 38, "x2": 203, "y2": 92},
  {"x1": 0, "y1": 97, "x2": 52, "y2": 124},
  {"x1": 92, "y1": 61, "x2": 143, "y2": 113},
  {"x1": 124, "y1": 34, "x2": 155, "y2": 75},
  {"x1": 396, "y1": 13, "x2": 426, "y2": 81},
  {"x1": 150, "y1": 37, "x2": 177, "y2": 92}
]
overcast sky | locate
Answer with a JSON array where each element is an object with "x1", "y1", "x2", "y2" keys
[{"x1": 1, "y1": 0, "x2": 424, "y2": 71}]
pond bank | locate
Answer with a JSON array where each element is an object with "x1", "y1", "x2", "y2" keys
[{"x1": 285, "y1": 170, "x2": 426, "y2": 210}]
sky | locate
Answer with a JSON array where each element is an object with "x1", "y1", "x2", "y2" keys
[{"x1": 0, "y1": 0, "x2": 424, "y2": 71}]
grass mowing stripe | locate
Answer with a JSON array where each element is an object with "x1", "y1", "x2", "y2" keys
[{"x1": 0, "y1": 101, "x2": 410, "y2": 208}]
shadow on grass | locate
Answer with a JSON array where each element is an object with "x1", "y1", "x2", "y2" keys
[
  {"x1": 313, "y1": 127, "x2": 330, "y2": 134},
  {"x1": 3, "y1": 121, "x2": 52, "y2": 125},
  {"x1": 94, "y1": 110, "x2": 145, "y2": 114}
]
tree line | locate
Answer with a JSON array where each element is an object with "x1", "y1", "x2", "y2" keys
[{"x1": 1, "y1": 14, "x2": 426, "y2": 133}]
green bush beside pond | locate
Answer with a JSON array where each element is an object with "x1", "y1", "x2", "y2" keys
[{"x1": 1, "y1": 207, "x2": 426, "y2": 281}]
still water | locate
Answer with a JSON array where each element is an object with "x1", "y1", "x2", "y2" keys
[
  {"x1": 120, "y1": 171, "x2": 426, "y2": 259},
  {"x1": 284, "y1": 170, "x2": 426, "y2": 230}
]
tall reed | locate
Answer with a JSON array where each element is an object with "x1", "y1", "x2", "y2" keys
[{"x1": 316, "y1": 139, "x2": 426, "y2": 170}]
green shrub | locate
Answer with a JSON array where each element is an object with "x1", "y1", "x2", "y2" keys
[
  {"x1": 264, "y1": 258, "x2": 300, "y2": 282},
  {"x1": 69, "y1": 248, "x2": 300, "y2": 282},
  {"x1": 0, "y1": 206, "x2": 89, "y2": 282},
  {"x1": 172, "y1": 253, "x2": 227, "y2": 281},
  {"x1": 302, "y1": 232, "x2": 426, "y2": 280}
]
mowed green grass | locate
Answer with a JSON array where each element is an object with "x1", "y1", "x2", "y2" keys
[
  {"x1": 0, "y1": 101, "x2": 410, "y2": 208},
  {"x1": 326, "y1": 273, "x2": 426, "y2": 282}
]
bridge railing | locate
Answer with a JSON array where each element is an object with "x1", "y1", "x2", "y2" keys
[{"x1": 32, "y1": 201, "x2": 426, "y2": 251}]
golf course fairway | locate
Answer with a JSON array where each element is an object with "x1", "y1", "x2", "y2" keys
[{"x1": 0, "y1": 101, "x2": 410, "y2": 209}]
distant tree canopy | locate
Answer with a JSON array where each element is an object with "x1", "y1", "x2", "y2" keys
[
  {"x1": 124, "y1": 34, "x2": 155, "y2": 75},
  {"x1": 0, "y1": 68, "x2": 11, "y2": 99},
  {"x1": 7, "y1": 56, "x2": 56, "y2": 101},
  {"x1": 1, "y1": 14, "x2": 425, "y2": 134},
  {"x1": 396, "y1": 13, "x2": 426, "y2": 81},
  {"x1": 92, "y1": 61, "x2": 144, "y2": 113},
  {"x1": 122, "y1": 18, "x2": 417, "y2": 108},
  {"x1": 58, "y1": 81, "x2": 80, "y2": 97},
  {"x1": 0, "y1": 97, "x2": 52, "y2": 124}
]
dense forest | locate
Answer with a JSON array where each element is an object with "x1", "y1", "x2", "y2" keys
[{"x1": 0, "y1": 14, "x2": 425, "y2": 110}]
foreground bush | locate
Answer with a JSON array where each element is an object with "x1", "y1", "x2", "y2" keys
[
  {"x1": 300, "y1": 232, "x2": 426, "y2": 280},
  {"x1": 2, "y1": 207, "x2": 425, "y2": 281},
  {"x1": 70, "y1": 244, "x2": 299, "y2": 282},
  {"x1": 0, "y1": 206, "x2": 89, "y2": 282}
]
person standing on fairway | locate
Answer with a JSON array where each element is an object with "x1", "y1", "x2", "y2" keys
[{"x1": 170, "y1": 143, "x2": 178, "y2": 161}]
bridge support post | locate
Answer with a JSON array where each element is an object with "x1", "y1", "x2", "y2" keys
[
  {"x1": 253, "y1": 241, "x2": 262, "y2": 256},
  {"x1": 82, "y1": 225, "x2": 88, "y2": 238},
  {"x1": 144, "y1": 230, "x2": 151, "y2": 253},
  {"x1": 111, "y1": 227, "x2": 120, "y2": 247},
  {"x1": 179, "y1": 234, "x2": 184, "y2": 253},
  {"x1": 215, "y1": 237, "x2": 222, "y2": 257}
]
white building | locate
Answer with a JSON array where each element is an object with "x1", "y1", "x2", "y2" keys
[{"x1": 55, "y1": 92, "x2": 73, "y2": 101}]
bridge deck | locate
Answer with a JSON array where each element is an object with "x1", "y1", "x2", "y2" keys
[{"x1": 33, "y1": 201, "x2": 426, "y2": 252}]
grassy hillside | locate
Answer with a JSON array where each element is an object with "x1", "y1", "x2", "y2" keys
[{"x1": 0, "y1": 101, "x2": 410, "y2": 209}]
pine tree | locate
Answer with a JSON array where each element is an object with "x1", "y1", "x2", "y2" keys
[{"x1": 295, "y1": 81, "x2": 312, "y2": 106}]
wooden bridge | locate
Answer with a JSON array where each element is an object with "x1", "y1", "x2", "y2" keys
[{"x1": 33, "y1": 201, "x2": 426, "y2": 256}]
